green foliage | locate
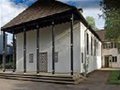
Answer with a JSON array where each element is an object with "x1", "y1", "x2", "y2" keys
[
  {"x1": 101, "y1": 0, "x2": 120, "y2": 42},
  {"x1": 108, "y1": 70, "x2": 120, "y2": 84},
  {"x1": 86, "y1": 16, "x2": 98, "y2": 31}
]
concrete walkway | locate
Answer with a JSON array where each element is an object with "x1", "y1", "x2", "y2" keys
[
  {"x1": 0, "y1": 70, "x2": 120, "y2": 90},
  {"x1": 100, "y1": 68, "x2": 120, "y2": 71}
]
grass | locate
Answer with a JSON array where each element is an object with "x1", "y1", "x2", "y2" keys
[{"x1": 108, "y1": 70, "x2": 120, "y2": 85}]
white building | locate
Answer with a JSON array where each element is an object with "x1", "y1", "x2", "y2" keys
[
  {"x1": 1, "y1": 0, "x2": 102, "y2": 75},
  {"x1": 96, "y1": 30, "x2": 120, "y2": 68}
]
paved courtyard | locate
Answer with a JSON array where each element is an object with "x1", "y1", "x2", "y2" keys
[{"x1": 0, "y1": 70, "x2": 120, "y2": 90}]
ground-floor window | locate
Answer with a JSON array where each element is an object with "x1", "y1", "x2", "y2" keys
[{"x1": 112, "y1": 56, "x2": 117, "y2": 62}]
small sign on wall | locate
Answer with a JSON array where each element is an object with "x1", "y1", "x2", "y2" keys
[
  {"x1": 29, "y1": 53, "x2": 34, "y2": 63},
  {"x1": 55, "y1": 52, "x2": 58, "y2": 63}
]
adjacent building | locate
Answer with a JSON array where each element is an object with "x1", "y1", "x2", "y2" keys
[{"x1": 96, "y1": 30, "x2": 120, "y2": 68}]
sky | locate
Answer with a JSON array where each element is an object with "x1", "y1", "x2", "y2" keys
[{"x1": 0, "y1": 0, "x2": 105, "y2": 44}]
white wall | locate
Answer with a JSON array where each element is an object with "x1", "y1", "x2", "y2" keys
[
  {"x1": 16, "y1": 21, "x2": 81, "y2": 73},
  {"x1": 16, "y1": 21, "x2": 102, "y2": 74},
  {"x1": 80, "y1": 23, "x2": 102, "y2": 73},
  {"x1": 26, "y1": 30, "x2": 37, "y2": 72},
  {"x1": 16, "y1": 33, "x2": 24, "y2": 72}
]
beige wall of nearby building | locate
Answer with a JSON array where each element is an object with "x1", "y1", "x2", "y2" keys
[{"x1": 102, "y1": 47, "x2": 120, "y2": 68}]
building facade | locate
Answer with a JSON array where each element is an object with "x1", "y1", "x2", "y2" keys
[
  {"x1": 96, "y1": 30, "x2": 120, "y2": 68},
  {"x1": 1, "y1": 0, "x2": 102, "y2": 75}
]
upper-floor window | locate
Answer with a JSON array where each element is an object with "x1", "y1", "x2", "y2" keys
[
  {"x1": 114, "y1": 43, "x2": 117, "y2": 48},
  {"x1": 118, "y1": 48, "x2": 120, "y2": 54},
  {"x1": 103, "y1": 42, "x2": 117, "y2": 49}
]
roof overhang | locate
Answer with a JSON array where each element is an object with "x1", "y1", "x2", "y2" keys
[{"x1": 1, "y1": 9, "x2": 81, "y2": 34}]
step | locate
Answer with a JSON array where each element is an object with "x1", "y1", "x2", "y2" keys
[
  {"x1": 0, "y1": 73, "x2": 73, "y2": 81},
  {"x1": 0, "y1": 73, "x2": 85, "y2": 84},
  {"x1": 0, "y1": 75, "x2": 74, "y2": 84},
  {"x1": 0, "y1": 73, "x2": 72, "y2": 79},
  {"x1": 0, "y1": 74, "x2": 74, "y2": 81}
]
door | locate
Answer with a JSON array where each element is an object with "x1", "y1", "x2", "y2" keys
[
  {"x1": 39, "y1": 52, "x2": 48, "y2": 72},
  {"x1": 104, "y1": 56, "x2": 109, "y2": 67}
]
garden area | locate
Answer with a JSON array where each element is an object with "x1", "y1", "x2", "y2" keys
[{"x1": 108, "y1": 70, "x2": 120, "y2": 85}]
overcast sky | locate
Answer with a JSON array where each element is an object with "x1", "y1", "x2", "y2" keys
[{"x1": 0, "y1": 0, "x2": 105, "y2": 44}]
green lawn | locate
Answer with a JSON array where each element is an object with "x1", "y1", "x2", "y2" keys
[{"x1": 108, "y1": 70, "x2": 120, "y2": 85}]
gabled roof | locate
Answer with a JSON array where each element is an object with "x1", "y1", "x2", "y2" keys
[
  {"x1": 96, "y1": 30, "x2": 106, "y2": 41},
  {"x1": 1, "y1": 0, "x2": 101, "y2": 41},
  {"x1": 2, "y1": 0, "x2": 75, "y2": 30}
]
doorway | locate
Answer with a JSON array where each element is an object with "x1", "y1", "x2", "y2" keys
[
  {"x1": 39, "y1": 52, "x2": 48, "y2": 72},
  {"x1": 104, "y1": 56, "x2": 109, "y2": 67}
]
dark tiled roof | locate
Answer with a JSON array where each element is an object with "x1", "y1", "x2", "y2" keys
[
  {"x1": 2, "y1": 0, "x2": 101, "y2": 42},
  {"x1": 95, "y1": 30, "x2": 106, "y2": 41},
  {"x1": 2, "y1": 0, "x2": 74, "y2": 29}
]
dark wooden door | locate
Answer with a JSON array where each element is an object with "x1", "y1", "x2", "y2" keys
[
  {"x1": 105, "y1": 56, "x2": 109, "y2": 67},
  {"x1": 39, "y1": 52, "x2": 48, "y2": 72}
]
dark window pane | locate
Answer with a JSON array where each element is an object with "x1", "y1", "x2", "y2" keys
[
  {"x1": 91, "y1": 37, "x2": 93, "y2": 55},
  {"x1": 87, "y1": 33, "x2": 89, "y2": 55},
  {"x1": 112, "y1": 57, "x2": 114, "y2": 62},
  {"x1": 115, "y1": 56, "x2": 117, "y2": 62},
  {"x1": 81, "y1": 53, "x2": 83, "y2": 63},
  {"x1": 114, "y1": 43, "x2": 117, "y2": 48}
]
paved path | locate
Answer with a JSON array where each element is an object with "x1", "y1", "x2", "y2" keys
[
  {"x1": 0, "y1": 70, "x2": 120, "y2": 90},
  {"x1": 79, "y1": 70, "x2": 120, "y2": 90}
]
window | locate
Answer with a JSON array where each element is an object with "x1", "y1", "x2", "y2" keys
[
  {"x1": 87, "y1": 33, "x2": 89, "y2": 55},
  {"x1": 29, "y1": 53, "x2": 34, "y2": 63},
  {"x1": 94, "y1": 40, "x2": 97, "y2": 56},
  {"x1": 112, "y1": 56, "x2": 117, "y2": 62},
  {"x1": 91, "y1": 37, "x2": 93, "y2": 55},
  {"x1": 81, "y1": 53, "x2": 84, "y2": 63},
  {"x1": 114, "y1": 43, "x2": 117, "y2": 48},
  {"x1": 111, "y1": 42, "x2": 113, "y2": 48},
  {"x1": 112, "y1": 57, "x2": 114, "y2": 62},
  {"x1": 103, "y1": 42, "x2": 115, "y2": 49},
  {"x1": 118, "y1": 48, "x2": 120, "y2": 54},
  {"x1": 114, "y1": 56, "x2": 117, "y2": 62},
  {"x1": 55, "y1": 52, "x2": 58, "y2": 63}
]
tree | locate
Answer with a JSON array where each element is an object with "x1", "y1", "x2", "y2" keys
[
  {"x1": 101, "y1": 0, "x2": 120, "y2": 41},
  {"x1": 101, "y1": 0, "x2": 120, "y2": 79},
  {"x1": 86, "y1": 16, "x2": 98, "y2": 31}
]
